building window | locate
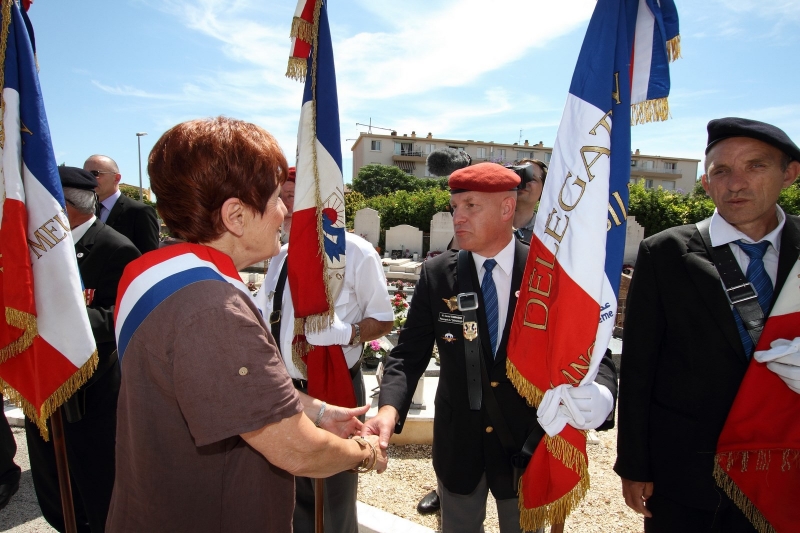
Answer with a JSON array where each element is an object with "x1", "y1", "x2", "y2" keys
[
  {"x1": 497, "y1": 149, "x2": 506, "y2": 160},
  {"x1": 645, "y1": 179, "x2": 654, "y2": 189},
  {"x1": 544, "y1": 152, "x2": 551, "y2": 164},
  {"x1": 517, "y1": 150, "x2": 533, "y2": 159},
  {"x1": 395, "y1": 142, "x2": 416, "y2": 156},
  {"x1": 370, "y1": 140, "x2": 381, "y2": 151},
  {"x1": 476, "y1": 147, "x2": 486, "y2": 158},
  {"x1": 426, "y1": 143, "x2": 436, "y2": 154},
  {"x1": 661, "y1": 180, "x2": 675, "y2": 191},
  {"x1": 642, "y1": 160, "x2": 654, "y2": 169}
]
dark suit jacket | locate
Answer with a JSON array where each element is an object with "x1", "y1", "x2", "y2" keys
[
  {"x1": 380, "y1": 239, "x2": 618, "y2": 499},
  {"x1": 614, "y1": 215, "x2": 800, "y2": 510},
  {"x1": 105, "y1": 193, "x2": 159, "y2": 254}
]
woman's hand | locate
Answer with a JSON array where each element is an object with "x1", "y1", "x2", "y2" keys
[{"x1": 318, "y1": 403, "x2": 369, "y2": 438}]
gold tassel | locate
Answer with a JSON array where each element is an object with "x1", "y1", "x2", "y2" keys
[
  {"x1": 290, "y1": 16, "x2": 316, "y2": 44},
  {"x1": 713, "y1": 459, "x2": 776, "y2": 533},
  {"x1": 666, "y1": 35, "x2": 682, "y2": 62},
  {"x1": 506, "y1": 359, "x2": 545, "y2": 408},
  {"x1": 286, "y1": 57, "x2": 307, "y2": 82},
  {"x1": 292, "y1": 318, "x2": 309, "y2": 378},
  {"x1": 631, "y1": 97, "x2": 671, "y2": 126},
  {"x1": 0, "y1": 307, "x2": 38, "y2": 363},
  {"x1": 0, "y1": 0, "x2": 13, "y2": 149},
  {"x1": 0, "y1": 350, "x2": 98, "y2": 441}
]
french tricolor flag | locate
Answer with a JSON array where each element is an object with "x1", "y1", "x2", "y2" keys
[
  {"x1": 285, "y1": 0, "x2": 354, "y2": 407},
  {"x1": 0, "y1": 2, "x2": 96, "y2": 439},
  {"x1": 506, "y1": 0, "x2": 679, "y2": 529}
]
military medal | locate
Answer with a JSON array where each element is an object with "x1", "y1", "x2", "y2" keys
[
  {"x1": 463, "y1": 321, "x2": 478, "y2": 341},
  {"x1": 443, "y1": 297, "x2": 459, "y2": 312}
]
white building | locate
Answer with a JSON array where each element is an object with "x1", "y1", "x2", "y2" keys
[{"x1": 350, "y1": 131, "x2": 700, "y2": 193}]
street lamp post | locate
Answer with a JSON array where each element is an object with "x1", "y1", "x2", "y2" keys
[{"x1": 136, "y1": 132, "x2": 148, "y2": 202}]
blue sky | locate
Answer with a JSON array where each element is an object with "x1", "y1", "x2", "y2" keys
[{"x1": 29, "y1": 0, "x2": 800, "y2": 194}]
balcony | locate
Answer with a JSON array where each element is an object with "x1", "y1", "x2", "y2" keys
[{"x1": 392, "y1": 150, "x2": 427, "y2": 163}]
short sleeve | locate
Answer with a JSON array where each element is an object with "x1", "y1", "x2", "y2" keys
[
  {"x1": 353, "y1": 243, "x2": 394, "y2": 322},
  {"x1": 172, "y1": 283, "x2": 302, "y2": 447}
]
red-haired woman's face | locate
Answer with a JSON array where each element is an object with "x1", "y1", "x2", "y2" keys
[{"x1": 245, "y1": 187, "x2": 287, "y2": 261}]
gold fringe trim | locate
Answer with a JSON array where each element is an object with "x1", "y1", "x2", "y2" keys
[
  {"x1": 506, "y1": 358, "x2": 545, "y2": 408},
  {"x1": 292, "y1": 318, "x2": 309, "y2": 378},
  {"x1": 713, "y1": 458, "x2": 776, "y2": 533},
  {"x1": 631, "y1": 97, "x2": 670, "y2": 126},
  {"x1": 519, "y1": 434, "x2": 591, "y2": 531},
  {"x1": 290, "y1": 16, "x2": 316, "y2": 45},
  {"x1": 0, "y1": 350, "x2": 98, "y2": 441},
  {"x1": 0, "y1": 307, "x2": 38, "y2": 363},
  {"x1": 666, "y1": 35, "x2": 681, "y2": 62},
  {"x1": 286, "y1": 56, "x2": 307, "y2": 82},
  {"x1": 0, "y1": 0, "x2": 13, "y2": 150}
]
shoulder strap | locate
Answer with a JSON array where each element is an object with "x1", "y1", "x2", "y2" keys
[
  {"x1": 269, "y1": 259, "x2": 289, "y2": 345},
  {"x1": 696, "y1": 219, "x2": 766, "y2": 347},
  {"x1": 457, "y1": 250, "x2": 483, "y2": 411}
]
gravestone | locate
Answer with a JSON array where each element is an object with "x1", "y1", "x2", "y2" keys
[
  {"x1": 385, "y1": 224, "x2": 423, "y2": 258},
  {"x1": 624, "y1": 216, "x2": 644, "y2": 265},
  {"x1": 354, "y1": 208, "x2": 380, "y2": 247},
  {"x1": 429, "y1": 212, "x2": 454, "y2": 253}
]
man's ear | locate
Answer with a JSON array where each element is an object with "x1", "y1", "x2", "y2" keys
[
  {"x1": 500, "y1": 194, "x2": 516, "y2": 221},
  {"x1": 701, "y1": 173, "x2": 710, "y2": 193},
  {"x1": 113, "y1": 173, "x2": 122, "y2": 186},
  {"x1": 782, "y1": 160, "x2": 800, "y2": 189},
  {"x1": 219, "y1": 197, "x2": 245, "y2": 237}
]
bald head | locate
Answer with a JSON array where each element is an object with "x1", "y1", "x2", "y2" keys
[{"x1": 84, "y1": 155, "x2": 121, "y2": 201}]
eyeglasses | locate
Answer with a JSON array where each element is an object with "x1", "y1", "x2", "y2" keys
[{"x1": 88, "y1": 170, "x2": 116, "y2": 177}]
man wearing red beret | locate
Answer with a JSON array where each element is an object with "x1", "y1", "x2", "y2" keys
[{"x1": 365, "y1": 163, "x2": 618, "y2": 532}]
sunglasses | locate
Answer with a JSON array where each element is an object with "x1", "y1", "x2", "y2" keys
[{"x1": 88, "y1": 170, "x2": 116, "y2": 177}]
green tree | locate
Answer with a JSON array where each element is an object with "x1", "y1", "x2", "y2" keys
[
  {"x1": 119, "y1": 184, "x2": 157, "y2": 209},
  {"x1": 352, "y1": 164, "x2": 419, "y2": 198}
]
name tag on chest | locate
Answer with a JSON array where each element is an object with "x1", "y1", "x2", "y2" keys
[{"x1": 439, "y1": 312, "x2": 464, "y2": 325}]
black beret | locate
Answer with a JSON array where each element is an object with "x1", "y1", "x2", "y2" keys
[
  {"x1": 449, "y1": 162, "x2": 521, "y2": 194},
  {"x1": 706, "y1": 117, "x2": 800, "y2": 162},
  {"x1": 58, "y1": 166, "x2": 97, "y2": 191}
]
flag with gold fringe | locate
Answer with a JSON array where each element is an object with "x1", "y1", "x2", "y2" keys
[
  {"x1": 506, "y1": 0, "x2": 680, "y2": 529},
  {"x1": 713, "y1": 258, "x2": 800, "y2": 533},
  {"x1": 0, "y1": 0, "x2": 97, "y2": 440},
  {"x1": 284, "y1": 0, "x2": 354, "y2": 408}
]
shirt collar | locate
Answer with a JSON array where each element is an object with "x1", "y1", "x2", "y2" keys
[
  {"x1": 71, "y1": 215, "x2": 96, "y2": 243},
  {"x1": 101, "y1": 189, "x2": 122, "y2": 212},
  {"x1": 708, "y1": 205, "x2": 785, "y2": 252},
  {"x1": 472, "y1": 236, "x2": 515, "y2": 277}
]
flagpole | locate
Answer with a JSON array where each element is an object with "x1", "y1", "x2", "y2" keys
[
  {"x1": 50, "y1": 408, "x2": 78, "y2": 533},
  {"x1": 314, "y1": 478, "x2": 324, "y2": 533}
]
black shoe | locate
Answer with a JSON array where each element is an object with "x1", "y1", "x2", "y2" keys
[
  {"x1": 416, "y1": 489, "x2": 440, "y2": 514},
  {"x1": 0, "y1": 480, "x2": 19, "y2": 511}
]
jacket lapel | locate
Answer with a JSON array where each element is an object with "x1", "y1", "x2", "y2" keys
[
  {"x1": 683, "y1": 224, "x2": 748, "y2": 362},
  {"x1": 494, "y1": 239, "x2": 528, "y2": 367},
  {"x1": 773, "y1": 215, "x2": 800, "y2": 300},
  {"x1": 105, "y1": 195, "x2": 125, "y2": 226}
]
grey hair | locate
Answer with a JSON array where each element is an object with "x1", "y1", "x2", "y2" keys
[{"x1": 63, "y1": 187, "x2": 96, "y2": 215}]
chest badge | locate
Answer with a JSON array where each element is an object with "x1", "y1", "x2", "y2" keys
[
  {"x1": 441, "y1": 332, "x2": 457, "y2": 343},
  {"x1": 463, "y1": 321, "x2": 478, "y2": 341},
  {"x1": 443, "y1": 297, "x2": 459, "y2": 312}
]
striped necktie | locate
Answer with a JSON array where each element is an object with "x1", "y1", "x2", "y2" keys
[
  {"x1": 481, "y1": 259, "x2": 499, "y2": 356},
  {"x1": 733, "y1": 240, "x2": 773, "y2": 357}
]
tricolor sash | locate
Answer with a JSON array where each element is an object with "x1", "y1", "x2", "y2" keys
[
  {"x1": 714, "y1": 259, "x2": 800, "y2": 533},
  {"x1": 114, "y1": 243, "x2": 252, "y2": 363}
]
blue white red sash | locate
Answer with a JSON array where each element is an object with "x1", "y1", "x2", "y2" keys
[{"x1": 114, "y1": 243, "x2": 252, "y2": 363}]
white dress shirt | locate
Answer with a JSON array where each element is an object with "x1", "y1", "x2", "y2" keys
[
  {"x1": 255, "y1": 233, "x2": 394, "y2": 379},
  {"x1": 471, "y1": 236, "x2": 515, "y2": 355},
  {"x1": 71, "y1": 215, "x2": 97, "y2": 243},
  {"x1": 707, "y1": 206, "x2": 785, "y2": 286},
  {"x1": 99, "y1": 189, "x2": 121, "y2": 223}
]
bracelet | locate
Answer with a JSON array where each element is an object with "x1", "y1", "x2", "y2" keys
[
  {"x1": 314, "y1": 402, "x2": 326, "y2": 427},
  {"x1": 348, "y1": 436, "x2": 377, "y2": 474}
]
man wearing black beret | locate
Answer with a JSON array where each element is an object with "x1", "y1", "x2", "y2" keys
[
  {"x1": 366, "y1": 163, "x2": 618, "y2": 532},
  {"x1": 25, "y1": 167, "x2": 140, "y2": 532},
  {"x1": 615, "y1": 118, "x2": 800, "y2": 532}
]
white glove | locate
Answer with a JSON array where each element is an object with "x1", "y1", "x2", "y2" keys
[
  {"x1": 537, "y1": 382, "x2": 614, "y2": 437},
  {"x1": 304, "y1": 315, "x2": 353, "y2": 347},
  {"x1": 754, "y1": 337, "x2": 800, "y2": 394}
]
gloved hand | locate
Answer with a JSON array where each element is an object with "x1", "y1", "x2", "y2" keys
[
  {"x1": 537, "y1": 382, "x2": 614, "y2": 437},
  {"x1": 754, "y1": 337, "x2": 800, "y2": 394},
  {"x1": 304, "y1": 315, "x2": 353, "y2": 347}
]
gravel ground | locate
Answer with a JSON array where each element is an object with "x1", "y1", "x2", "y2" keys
[
  {"x1": 2, "y1": 421, "x2": 644, "y2": 533},
  {"x1": 358, "y1": 423, "x2": 645, "y2": 533}
]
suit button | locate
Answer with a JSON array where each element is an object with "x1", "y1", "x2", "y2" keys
[
  {"x1": 490, "y1": 381, "x2": 499, "y2": 387},
  {"x1": 485, "y1": 426, "x2": 493, "y2": 433}
]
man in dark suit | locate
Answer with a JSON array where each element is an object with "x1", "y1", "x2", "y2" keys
[
  {"x1": 614, "y1": 118, "x2": 800, "y2": 532},
  {"x1": 365, "y1": 163, "x2": 618, "y2": 533},
  {"x1": 83, "y1": 154, "x2": 159, "y2": 254},
  {"x1": 25, "y1": 167, "x2": 140, "y2": 532}
]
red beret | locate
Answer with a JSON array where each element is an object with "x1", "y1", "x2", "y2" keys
[
  {"x1": 287, "y1": 167, "x2": 296, "y2": 182},
  {"x1": 449, "y1": 162, "x2": 520, "y2": 193}
]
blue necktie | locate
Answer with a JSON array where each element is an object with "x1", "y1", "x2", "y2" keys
[
  {"x1": 733, "y1": 240, "x2": 773, "y2": 357},
  {"x1": 481, "y1": 259, "x2": 499, "y2": 356}
]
